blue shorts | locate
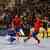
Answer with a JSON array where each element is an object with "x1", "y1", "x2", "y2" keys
[
  {"x1": 32, "y1": 32, "x2": 37, "y2": 37},
  {"x1": 16, "y1": 27, "x2": 20, "y2": 32}
]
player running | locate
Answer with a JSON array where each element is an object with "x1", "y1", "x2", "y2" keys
[
  {"x1": 12, "y1": 15, "x2": 24, "y2": 41},
  {"x1": 24, "y1": 16, "x2": 42, "y2": 44}
]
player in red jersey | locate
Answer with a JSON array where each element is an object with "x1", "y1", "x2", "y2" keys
[
  {"x1": 24, "y1": 16, "x2": 42, "y2": 44},
  {"x1": 12, "y1": 15, "x2": 23, "y2": 41},
  {"x1": 33, "y1": 16, "x2": 42, "y2": 44}
]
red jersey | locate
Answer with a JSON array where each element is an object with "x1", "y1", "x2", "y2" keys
[
  {"x1": 13, "y1": 16, "x2": 22, "y2": 28},
  {"x1": 34, "y1": 19, "x2": 42, "y2": 32}
]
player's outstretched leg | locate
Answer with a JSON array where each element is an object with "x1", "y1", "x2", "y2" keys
[
  {"x1": 24, "y1": 33, "x2": 31, "y2": 42},
  {"x1": 16, "y1": 32, "x2": 20, "y2": 41},
  {"x1": 32, "y1": 32, "x2": 40, "y2": 44}
]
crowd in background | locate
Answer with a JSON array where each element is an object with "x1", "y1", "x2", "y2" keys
[
  {"x1": 0, "y1": 0, "x2": 48, "y2": 37},
  {"x1": 0, "y1": 8, "x2": 49, "y2": 36}
]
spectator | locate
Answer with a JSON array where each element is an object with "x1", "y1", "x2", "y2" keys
[{"x1": 4, "y1": 13, "x2": 12, "y2": 28}]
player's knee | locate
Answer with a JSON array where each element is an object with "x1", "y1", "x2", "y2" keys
[{"x1": 16, "y1": 32, "x2": 20, "y2": 36}]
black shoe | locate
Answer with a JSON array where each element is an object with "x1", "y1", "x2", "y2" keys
[{"x1": 24, "y1": 39, "x2": 27, "y2": 42}]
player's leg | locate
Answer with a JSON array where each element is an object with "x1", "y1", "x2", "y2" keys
[
  {"x1": 16, "y1": 28, "x2": 20, "y2": 41},
  {"x1": 32, "y1": 32, "x2": 40, "y2": 44},
  {"x1": 24, "y1": 32, "x2": 31, "y2": 42},
  {"x1": 16, "y1": 32, "x2": 20, "y2": 40}
]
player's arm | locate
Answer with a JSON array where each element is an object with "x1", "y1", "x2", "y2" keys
[{"x1": 30, "y1": 28, "x2": 34, "y2": 35}]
